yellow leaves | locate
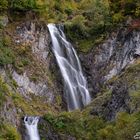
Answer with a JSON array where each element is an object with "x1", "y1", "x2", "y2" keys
[
  {"x1": 112, "y1": 12, "x2": 124, "y2": 23},
  {"x1": 0, "y1": 0, "x2": 8, "y2": 10},
  {"x1": 36, "y1": 0, "x2": 46, "y2": 6}
]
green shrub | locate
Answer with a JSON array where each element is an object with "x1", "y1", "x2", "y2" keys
[
  {"x1": 0, "y1": 0, "x2": 8, "y2": 10},
  {"x1": 135, "y1": 2, "x2": 140, "y2": 17},
  {"x1": 0, "y1": 77, "x2": 7, "y2": 106},
  {"x1": 43, "y1": 112, "x2": 105, "y2": 139},
  {"x1": 10, "y1": 0, "x2": 37, "y2": 11},
  {"x1": 112, "y1": 12, "x2": 124, "y2": 23},
  {"x1": 97, "y1": 112, "x2": 139, "y2": 140},
  {"x1": 65, "y1": 15, "x2": 88, "y2": 41},
  {"x1": 44, "y1": 113, "x2": 66, "y2": 129},
  {"x1": 97, "y1": 125, "x2": 116, "y2": 140},
  {"x1": 54, "y1": 2, "x2": 63, "y2": 12},
  {"x1": 0, "y1": 42, "x2": 15, "y2": 66},
  {"x1": 0, "y1": 124, "x2": 20, "y2": 140},
  {"x1": 65, "y1": 7, "x2": 73, "y2": 16},
  {"x1": 129, "y1": 89, "x2": 140, "y2": 112}
]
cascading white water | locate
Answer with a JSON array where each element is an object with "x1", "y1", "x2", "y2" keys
[
  {"x1": 24, "y1": 116, "x2": 40, "y2": 140},
  {"x1": 48, "y1": 24, "x2": 91, "y2": 111}
]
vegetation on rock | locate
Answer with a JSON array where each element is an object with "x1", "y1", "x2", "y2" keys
[
  {"x1": 0, "y1": 123, "x2": 20, "y2": 140},
  {"x1": 0, "y1": 0, "x2": 140, "y2": 139}
]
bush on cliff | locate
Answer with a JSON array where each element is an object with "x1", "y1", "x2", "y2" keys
[
  {"x1": 0, "y1": 0, "x2": 8, "y2": 10},
  {"x1": 10, "y1": 0, "x2": 37, "y2": 11},
  {"x1": 0, "y1": 124, "x2": 20, "y2": 140},
  {"x1": 0, "y1": 41, "x2": 15, "y2": 66}
]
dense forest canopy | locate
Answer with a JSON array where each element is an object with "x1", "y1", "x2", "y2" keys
[{"x1": 0, "y1": 0, "x2": 140, "y2": 22}]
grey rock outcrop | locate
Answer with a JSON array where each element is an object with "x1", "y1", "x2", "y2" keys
[
  {"x1": 12, "y1": 71, "x2": 54, "y2": 102},
  {"x1": 81, "y1": 29, "x2": 140, "y2": 96},
  {"x1": 80, "y1": 28, "x2": 140, "y2": 120}
]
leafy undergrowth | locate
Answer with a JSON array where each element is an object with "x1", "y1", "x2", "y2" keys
[
  {"x1": 40, "y1": 110, "x2": 140, "y2": 140},
  {"x1": 0, "y1": 76, "x2": 20, "y2": 140},
  {"x1": 0, "y1": 124, "x2": 20, "y2": 140},
  {"x1": 39, "y1": 60, "x2": 140, "y2": 140},
  {"x1": 12, "y1": 93, "x2": 58, "y2": 116}
]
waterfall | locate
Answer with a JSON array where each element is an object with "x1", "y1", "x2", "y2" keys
[
  {"x1": 48, "y1": 24, "x2": 91, "y2": 111},
  {"x1": 24, "y1": 116, "x2": 40, "y2": 140}
]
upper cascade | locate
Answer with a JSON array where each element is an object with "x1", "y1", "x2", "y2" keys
[{"x1": 48, "y1": 23, "x2": 91, "y2": 111}]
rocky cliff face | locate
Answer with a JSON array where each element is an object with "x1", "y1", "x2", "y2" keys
[
  {"x1": 0, "y1": 14, "x2": 140, "y2": 139},
  {"x1": 81, "y1": 28, "x2": 140, "y2": 96},
  {"x1": 12, "y1": 21, "x2": 63, "y2": 106},
  {"x1": 80, "y1": 27, "x2": 140, "y2": 120},
  {"x1": 36, "y1": 26, "x2": 140, "y2": 139},
  {"x1": 0, "y1": 20, "x2": 63, "y2": 139}
]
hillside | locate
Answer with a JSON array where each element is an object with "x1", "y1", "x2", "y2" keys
[{"x1": 0, "y1": 0, "x2": 140, "y2": 140}]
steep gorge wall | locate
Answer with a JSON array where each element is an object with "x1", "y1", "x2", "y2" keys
[
  {"x1": 0, "y1": 19, "x2": 64, "y2": 138},
  {"x1": 0, "y1": 13, "x2": 140, "y2": 139},
  {"x1": 80, "y1": 27, "x2": 140, "y2": 120}
]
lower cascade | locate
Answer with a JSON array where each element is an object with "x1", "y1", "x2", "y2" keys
[
  {"x1": 48, "y1": 23, "x2": 91, "y2": 111},
  {"x1": 24, "y1": 116, "x2": 40, "y2": 140}
]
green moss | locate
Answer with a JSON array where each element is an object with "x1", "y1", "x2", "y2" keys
[
  {"x1": 0, "y1": 0, "x2": 8, "y2": 10},
  {"x1": 56, "y1": 95, "x2": 62, "y2": 106},
  {"x1": 97, "y1": 112, "x2": 138, "y2": 140},
  {"x1": 77, "y1": 34, "x2": 106, "y2": 53},
  {"x1": 77, "y1": 39, "x2": 93, "y2": 53},
  {"x1": 89, "y1": 90, "x2": 112, "y2": 111},
  {"x1": 0, "y1": 76, "x2": 10, "y2": 106},
  {"x1": 10, "y1": 0, "x2": 37, "y2": 11},
  {"x1": 97, "y1": 125, "x2": 116, "y2": 140},
  {"x1": 12, "y1": 91, "x2": 58, "y2": 117},
  {"x1": 44, "y1": 113, "x2": 66, "y2": 129},
  {"x1": 0, "y1": 41, "x2": 15, "y2": 66},
  {"x1": 129, "y1": 84, "x2": 140, "y2": 112},
  {"x1": 0, "y1": 123, "x2": 20, "y2": 140},
  {"x1": 3, "y1": 34, "x2": 12, "y2": 47}
]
